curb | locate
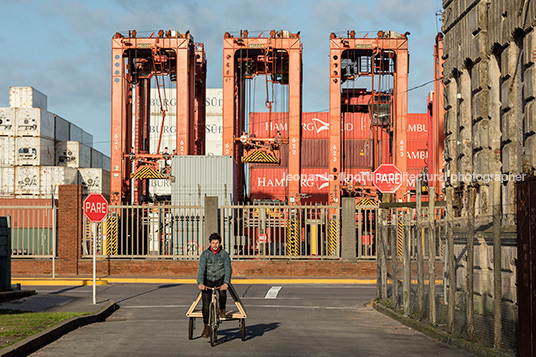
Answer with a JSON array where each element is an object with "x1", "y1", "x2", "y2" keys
[
  {"x1": 0, "y1": 290, "x2": 36, "y2": 303},
  {"x1": 372, "y1": 301, "x2": 510, "y2": 357},
  {"x1": 0, "y1": 300, "x2": 118, "y2": 357}
]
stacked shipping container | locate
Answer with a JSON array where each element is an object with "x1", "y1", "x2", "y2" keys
[{"x1": 0, "y1": 87, "x2": 110, "y2": 199}]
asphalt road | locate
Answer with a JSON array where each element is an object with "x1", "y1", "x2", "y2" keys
[{"x1": 27, "y1": 283, "x2": 472, "y2": 357}]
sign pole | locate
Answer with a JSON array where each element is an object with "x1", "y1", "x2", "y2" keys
[{"x1": 93, "y1": 221, "x2": 97, "y2": 305}]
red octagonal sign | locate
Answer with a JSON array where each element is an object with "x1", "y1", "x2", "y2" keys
[
  {"x1": 373, "y1": 164, "x2": 403, "y2": 194},
  {"x1": 83, "y1": 193, "x2": 108, "y2": 223}
]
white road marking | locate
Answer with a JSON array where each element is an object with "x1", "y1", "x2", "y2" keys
[{"x1": 264, "y1": 286, "x2": 282, "y2": 299}]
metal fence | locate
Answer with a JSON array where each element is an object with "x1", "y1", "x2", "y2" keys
[
  {"x1": 0, "y1": 204, "x2": 56, "y2": 257},
  {"x1": 83, "y1": 203, "x2": 342, "y2": 260},
  {"x1": 376, "y1": 186, "x2": 518, "y2": 356},
  {"x1": 220, "y1": 204, "x2": 341, "y2": 259}
]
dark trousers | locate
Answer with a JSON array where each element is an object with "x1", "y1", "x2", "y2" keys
[{"x1": 202, "y1": 277, "x2": 227, "y2": 324}]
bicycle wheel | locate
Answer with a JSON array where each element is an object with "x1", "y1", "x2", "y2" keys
[
  {"x1": 209, "y1": 303, "x2": 218, "y2": 346},
  {"x1": 188, "y1": 317, "x2": 194, "y2": 340}
]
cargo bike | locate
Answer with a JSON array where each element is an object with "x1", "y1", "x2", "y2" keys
[{"x1": 186, "y1": 283, "x2": 247, "y2": 346}]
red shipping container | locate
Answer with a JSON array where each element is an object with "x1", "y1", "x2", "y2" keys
[
  {"x1": 341, "y1": 169, "x2": 373, "y2": 187},
  {"x1": 407, "y1": 113, "x2": 429, "y2": 141},
  {"x1": 301, "y1": 140, "x2": 328, "y2": 168},
  {"x1": 406, "y1": 168, "x2": 428, "y2": 190},
  {"x1": 248, "y1": 112, "x2": 289, "y2": 139},
  {"x1": 249, "y1": 167, "x2": 288, "y2": 201},
  {"x1": 0, "y1": 198, "x2": 54, "y2": 228},
  {"x1": 302, "y1": 112, "x2": 329, "y2": 140},
  {"x1": 342, "y1": 112, "x2": 371, "y2": 140},
  {"x1": 299, "y1": 168, "x2": 330, "y2": 204},
  {"x1": 342, "y1": 140, "x2": 373, "y2": 169},
  {"x1": 406, "y1": 140, "x2": 428, "y2": 169}
]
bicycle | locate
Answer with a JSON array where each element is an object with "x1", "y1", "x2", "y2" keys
[{"x1": 186, "y1": 283, "x2": 247, "y2": 346}]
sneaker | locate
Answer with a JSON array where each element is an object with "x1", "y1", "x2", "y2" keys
[
  {"x1": 202, "y1": 324, "x2": 210, "y2": 338},
  {"x1": 218, "y1": 309, "x2": 227, "y2": 318}
]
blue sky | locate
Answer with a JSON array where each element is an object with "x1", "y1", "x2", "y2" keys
[{"x1": 0, "y1": 0, "x2": 443, "y2": 156}]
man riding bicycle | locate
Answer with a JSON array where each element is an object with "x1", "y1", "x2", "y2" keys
[{"x1": 197, "y1": 232, "x2": 232, "y2": 338}]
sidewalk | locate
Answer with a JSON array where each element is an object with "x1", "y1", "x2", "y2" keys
[{"x1": 0, "y1": 289, "x2": 116, "y2": 357}]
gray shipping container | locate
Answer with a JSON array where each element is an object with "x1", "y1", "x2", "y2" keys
[
  {"x1": 82, "y1": 130, "x2": 93, "y2": 147},
  {"x1": 171, "y1": 156, "x2": 235, "y2": 205},
  {"x1": 90, "y1": 148, "x2": 103, "y2": 169},
  {"x1": 54, "y1": 114, "x2": 70, "y2": 142},
  {"x1": 69, "y1": 123, "x2": 83, "y2": 142},
  {"x1": 55, "y1": 141, "x2": 91, "y2": 168},
  {"x1": 9, "y1": 87, "x2": 47, "y2": 110},
  {"x1": 102, "y1": 155, "x2": 111, "y2": 171},
  {"x1": 0, "y1": 108, "x2": 16, "y2": 136},
  {"x1": 15, "y1": 108, "x2": 55, "y2": 139}
]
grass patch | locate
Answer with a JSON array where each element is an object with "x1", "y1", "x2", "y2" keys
[{"x1": 0, "y1": 309, "x2": 90, "y2": 349}]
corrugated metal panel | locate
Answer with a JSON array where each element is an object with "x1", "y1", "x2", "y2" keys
[
  {"x1": 342, "y1": 168, "x2": 373, "y2": 186},
  {"x1": 0, "y1": 197, "x2": 54, "y2": 229},
  {"x1": 0, "y1": 108, "x2": 16, "y2": 136},
  {"x1": 55, "y1": 141, "x2": 91, "y2": 168},
  {"x1": 69, "y1": 123, "x2": 83, "y2": 142},
  {"x1": 0, "y1": 137, "x2": 15, "y2": 166},
  {"x1": 406, "y1": 168, "x2": 427, "y2": 189},
  {"x1": 53, "y1": 114, "x2": 70, "y2": 142},
  {"x1": 302, "y1": 112, "x2": 329, "y2": 139},
  {"x1": 249, "y1": 167, "x2": 287, "y2": 201},
  {"x1": 90, "y1": 148, "x2": 104, "y2": 169},
  {"x1": 171, "y1": 156, "x2": 235, "y2": 205},
  {"x1": 407, "y1": 140, "x2": 428, "y2": 169},
  {"x1": 15, "y1": 137, "x2": 55, "y2": 166},
  {"x1": 0, "y1": 167, "x2": 14, "y2": 197},
  {"x1": 40, "y1": 166, "x2": 78, "y2": 197},
  {"x1": 78, "y1": 168, "x2": 110, "y2": 200},
  {"x1": 301, "y1": 140, "x2": 328, "y2": 167},
  {"x1": 9, "y1": 87, "x2": 47, "y2": 110},
  {"x1": 342, "y1": 112, "x2": 371, "y2": 140},
  {"x1": 15, "y1": 108, "x2": 54, "y2": 139},
  {"x1": 342, "y1": 140, "x2": 373, "y2": 169},
  {"x1": 206, "y1": 114, "x2": 222, "y2": 155},
  {"x1": 299, "y1": 168, "x2": 330, "y2": 204},
  {"x1": 407, "y1": 113, "x2": 429, "y2": 141}
]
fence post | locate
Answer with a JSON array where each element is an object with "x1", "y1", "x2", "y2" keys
[
  {"x1": 403, "y1": 210, "x2": 411, "y2": 316},
  {"x1": 205, "y1": 196, "x2": 219, "y2": 243},
  {"x1": 428, "y1": 186, "x2": 436, "y2": 325},
  {"x1": 492, "y1": 180, "x2": 502, "y2": 348},
  {"x1": 416, "y1": 178, "x2": 425, "y2": 319},
  {"x1": 446, "y1": 187, "x2": 456, "y2": 333},
  {"x1": 467, "y1": 186, "x2": 475, "y2": 339},
  {"x1": 391, "y1": 210, "x2": 399, "y2": 309},
  {"x1": 341, "y1": 197, "x2": 356, "y2": 260},
  {"x1": 379, "y1": 208, "x2": 388, "y2": 301},
  {"x1": 0, "y1": 216, "x2": 11, "y2": 291}
]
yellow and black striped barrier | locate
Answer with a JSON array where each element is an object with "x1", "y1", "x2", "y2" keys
[
  {"x1": 327, "y1": 219, "x2": 339, "y2": 256},
  {"x1": 104, "y1": 216, "x2": 118, "y2": 256},
  {"x1": 397, "y1": 221, "x2": 403, "y2": 261},
  {"x1": 130, "y1": 166, "x2": 166, "y2": 179},
  {"x1": 242, "y1": 150, "x2": 279, "y2": 164},
  {"x1": 286, "y1": 218, "x2": 300, "y2": 256},
  {"x1": 356, "y1": 198, "x2": 376, "y2": 207}
]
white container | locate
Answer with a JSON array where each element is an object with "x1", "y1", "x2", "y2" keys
[
  {"x1": 54, "y1": 114, "x2": 70, "y2": 142},
  {"x1": 205, "y1": 88, "x2": 223, "y2": 116},
  {"x1": 9, "y1": 87, "x2": 47, "y2": 110},
  {"x1": 0, "y1": 167, "x2": 14, "y2": 196},
  {"x1": 15, "y1": 108, "x2": 55, "y2": 139},
  {"x1": 78, "y1": 168, "x2": 110, "y2": 198},
  {"x1": 15, "y1": 166, "x2": 40, "y2": 195},
  {"x1": 0, "y1": 137, "x2": 15, "y2": 166},
  {"x1": 90, "y1": 148, "x2": 104, "y2": 169},
  {"x1": 55, "y1": 141, "x2": 91, "y2": 168},
  {"x1": 15, "y1": 137, "x2": 55, "y2": 166},
  {"x1": 82, "y1": 130, "x2": 93, "y2": 147},
  {"x1": 69, "y1": 123, "x2": 83, "y2": 142},
  {"x1": 102, "y1": 155, "x2": 111, "y2": 171},
  {"x1": 0, "y1": 108, "x2": 16, "y2": 136},
  {"x1": 150, "y1": 88, "x2": 177, "y2": 115},
  {"x1": 40, "y1": 166, "x2": 78, "y2": 197}
]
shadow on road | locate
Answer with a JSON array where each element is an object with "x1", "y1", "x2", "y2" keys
[{"x1": 217, "y1": 322, "x2": 280, "y2": 343}]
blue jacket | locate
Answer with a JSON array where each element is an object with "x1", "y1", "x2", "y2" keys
[{"x1": 197, "y1": 247, "x2": 232, "y2": 284}]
